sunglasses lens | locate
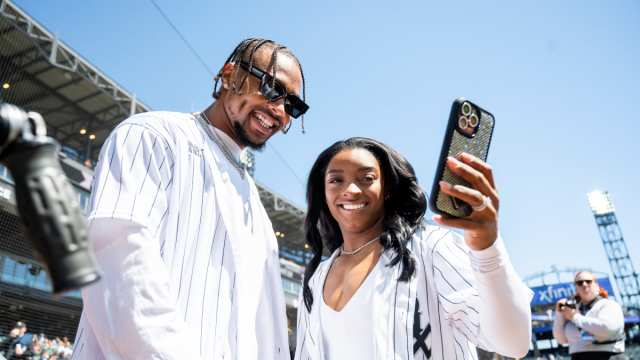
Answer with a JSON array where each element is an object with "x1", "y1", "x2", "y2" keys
[
  {"x1": 284, "y1": 103, "x2": 297, "y2": 118},
  {"x1": 244, "y1": 63, "x2": 308, "y2": 118},
  {"x1": 285, "y1": 95, "x2": 309, "y2": 118}
]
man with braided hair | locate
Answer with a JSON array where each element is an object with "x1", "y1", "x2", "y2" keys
[{"x1": 72, "y1": 38, "x2": 309, "y2": 360}]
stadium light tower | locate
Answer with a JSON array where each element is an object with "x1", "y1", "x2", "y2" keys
[{"x1": 587, "y1": 190, "x2": 640, "y2": 314}]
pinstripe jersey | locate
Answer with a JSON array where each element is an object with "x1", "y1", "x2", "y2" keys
[
  {"x1": 72, "y1": 111, "x2": 289, "y2": 360},
  {"x1": 295, "y1": 225, "x2": 533, "y2": 360}
]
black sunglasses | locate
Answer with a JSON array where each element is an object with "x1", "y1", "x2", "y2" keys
[
  {"x1": 238, "y1": 61, "x2": 309, "y2": 119},
  {"x1": 575, "y1": 279, "x2": 594, "y2": 286}
]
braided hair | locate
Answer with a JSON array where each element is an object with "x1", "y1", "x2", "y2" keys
[
  {"x1": 302, "y1": 137, "x2": 427, "y2": 312},
  {"x1": 213, "y1": 38, "x2": 307, "y2": 133}
]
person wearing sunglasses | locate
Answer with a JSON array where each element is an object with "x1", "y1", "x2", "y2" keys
[
  {"x1": 74, "y1": 38, "x2": 308, "y2": 360},
  {"x1": 553, "y1": 271, "x2": 626, "y2": 359}
]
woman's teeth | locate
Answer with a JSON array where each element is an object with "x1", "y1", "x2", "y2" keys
[{"x1": 341, "y1": 203, "x2": 366, "y2": 210}]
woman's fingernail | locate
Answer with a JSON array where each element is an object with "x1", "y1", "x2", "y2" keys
[{"x1": 439, "y1": 181, "x2": 451, "y2": 190}]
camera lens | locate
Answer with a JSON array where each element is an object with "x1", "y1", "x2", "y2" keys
[
  {"x1": 458, "y1": 116, "x2": 468, "y2": 129},
  {"x1": 469, "y1": 113, "x2": 479, "y2": 128},
  {"x1": 461, "y1": 102, "x2": 472, "y2": 116}
]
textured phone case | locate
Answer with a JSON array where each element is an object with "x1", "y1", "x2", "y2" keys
[{"x1": 430, "y1": 99, "x2": 495, "y2": 217}]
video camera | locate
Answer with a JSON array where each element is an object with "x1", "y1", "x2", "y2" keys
[{"x1": 0, "y1": 103, "x2": 100, "y2": 294}]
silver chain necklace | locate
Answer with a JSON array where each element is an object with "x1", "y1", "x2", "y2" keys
[
  {"x1": 340, "y1": 236, "x2": 381, "y2": 256},
  {"x1": 196, "y1": 112, "x2": 246, "y2": 178}
]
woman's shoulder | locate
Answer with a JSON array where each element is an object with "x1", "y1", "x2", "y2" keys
[{"x1": 308, "y1": 251, "x2": 339, "y2": 286}]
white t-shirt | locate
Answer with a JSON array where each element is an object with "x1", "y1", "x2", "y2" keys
[{"x1": 320, "y1": 256, "x2": 382, "y2": 360}]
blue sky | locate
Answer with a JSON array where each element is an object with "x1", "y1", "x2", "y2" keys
[{"x1": 13, "y1": 1, "x2": 639, "y2": 288}]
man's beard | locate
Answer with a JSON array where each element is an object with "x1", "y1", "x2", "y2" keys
[{"x1": 234, "y1": 121, "x2": 267, "y2": 151}]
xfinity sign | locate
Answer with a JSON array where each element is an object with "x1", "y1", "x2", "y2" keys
[{"x1": 530, "y1": 278, "x2": 615, "y2": 306}]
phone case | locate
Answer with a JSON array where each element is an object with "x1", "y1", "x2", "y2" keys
[{"x1": 429, "y1": 98, "x2": 495, "y2": 218}]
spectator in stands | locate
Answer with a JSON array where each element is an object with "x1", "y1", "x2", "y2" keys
[
  {"x1": 74, "y1": 38, "x2": 308, "y2": 359},
  {"x1": 295, "y1": 138, "x2": 532, "y2": 359},
  {"x1": 553, "y1": 271, "x2": 626, "y2": 359},
  {"x1": 7, "y1": 321, "x2": 33, "y2": 359},
  {"x1": 0, "y1": 324, "x2": 20, "y2": 356}
]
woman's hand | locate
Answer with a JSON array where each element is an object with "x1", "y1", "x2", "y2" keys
[{"x1": 433, "y1": 152, "x2": 499, "y2": 250}]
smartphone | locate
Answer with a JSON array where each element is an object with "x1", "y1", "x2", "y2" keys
[{"x1": 429, "y1": 98, "x2": 495, "y2": 218}]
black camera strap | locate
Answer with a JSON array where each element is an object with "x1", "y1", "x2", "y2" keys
[
  {"x1": 578, "y1": 296, "x2": 602, "y2": 315},
  {"x1": 592, "y1": 336, "x2": 625, "y2": 345}
]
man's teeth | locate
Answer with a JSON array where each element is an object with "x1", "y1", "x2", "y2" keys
[
  {"x1": 255, "y1": 113, "x2": 274, "y2": 129},
  {"x1": 341, "y1": 203, "x2": 365, "y2": 210}
]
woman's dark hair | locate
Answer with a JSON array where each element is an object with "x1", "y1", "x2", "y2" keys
[{"x1": 302, "y1": 137, "x2": 427, "y2": 311}]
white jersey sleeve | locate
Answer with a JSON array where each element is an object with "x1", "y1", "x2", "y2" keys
[
  {"x1": 81, "y1": 219, "x2": 201, "y2": 359},
  {"x1": 427, "y1": 231, "x2": 532, "y2": 358}
]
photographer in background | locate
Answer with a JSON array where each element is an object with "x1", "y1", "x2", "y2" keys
[{"x1": 553, "y1": 271, "x2": 626, "y2": 359}]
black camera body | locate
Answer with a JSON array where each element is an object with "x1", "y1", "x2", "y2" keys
[{"x1": 560, "y1": 298, "x2": 577, "y2": 310}]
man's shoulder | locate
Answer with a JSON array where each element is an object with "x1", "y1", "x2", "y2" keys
[
  {"x1": 122, "y1": 111, "x2": 194, "y2": 131},
  {"x1": 18, "y1": 333, "x2": 33, "y2": 345},
  {"x1": 597, "y1": 297, "x2": 622, "y2": 309}
]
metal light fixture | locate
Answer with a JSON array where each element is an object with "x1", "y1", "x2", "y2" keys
[{"x1": 587, "y1": 190, "x2": 615, "y2": 215}]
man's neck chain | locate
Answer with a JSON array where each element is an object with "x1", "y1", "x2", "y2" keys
[{"x1": 196, "y1": 112, "x2": 246, "y2": 178}]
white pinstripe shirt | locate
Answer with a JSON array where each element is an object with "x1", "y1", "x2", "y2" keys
[
  {"x1": 295, "y1": 225, "x2": 533, "y2": 360},
  {"x1": 72, "y1": 111, "x2": 289, "y2": 360}
]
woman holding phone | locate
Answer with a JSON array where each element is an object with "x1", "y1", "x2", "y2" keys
[{"x1": 294, "y1": 137, "x2": 532, "y2": 360}]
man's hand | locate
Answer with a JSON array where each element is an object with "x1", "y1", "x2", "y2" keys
[
  {"x1": 15, "y1": 343, "x2": 27, "y2": 355},
  {"x1": 433, "y1": 152, "x2": 499, "y2": 250},
  {"x1": 560, "y1": 306, "x2": 577, "y2": 321}
]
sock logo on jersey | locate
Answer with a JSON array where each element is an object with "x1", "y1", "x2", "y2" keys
[{"x1": 413, "y1": 299, "x2": 432, "y2": 358}]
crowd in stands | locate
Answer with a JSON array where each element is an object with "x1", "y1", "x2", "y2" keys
[{"x1": 0, "y1": 321, "x2": 73, "y2": 360}]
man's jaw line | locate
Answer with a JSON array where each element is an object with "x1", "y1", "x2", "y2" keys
[
  {"x1": 233, "y1": 122, "x2": 266, "y2": 151},
  {"x1": 220, "y1": 99, "x2": 266, "y2": 151}
]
